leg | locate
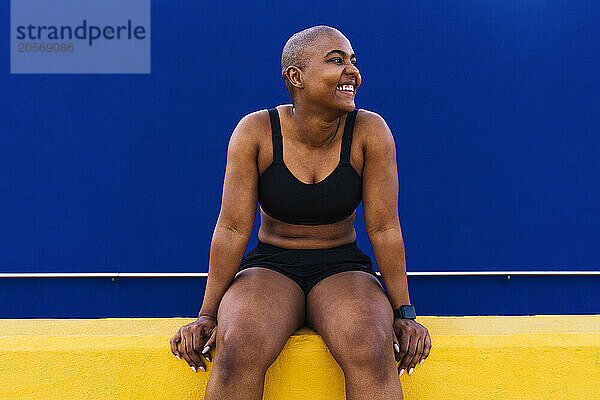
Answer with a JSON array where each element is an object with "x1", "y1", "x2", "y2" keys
[
  {"x1": 204, "y1": 267, "x2": 305, "y2": 400},
  {"x1": 306, "y1": 271, "x2": 403, "y2": 400}
]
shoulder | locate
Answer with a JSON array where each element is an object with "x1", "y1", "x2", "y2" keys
[
  {"x1": 227, "y1": 108, "x2": 271, "y2": 152},
  {"x1": 353, "y1": 108, "x2": 396, "y2": 153},
  {"x1": 232, "y1": 109, "x2": 270, "y2": 140}
]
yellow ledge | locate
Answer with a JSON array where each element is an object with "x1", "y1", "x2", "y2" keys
[{"x1": 1, "y1": 315, "x2": 599, "y2": 399}]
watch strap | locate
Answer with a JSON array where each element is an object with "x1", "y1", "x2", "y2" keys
[{"x1": 393, "y1": 305, "x2": 416, "y2": 319}]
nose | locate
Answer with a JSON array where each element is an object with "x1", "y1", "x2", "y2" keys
[
  {"x1": 344, "y1": 64, "x2": 360, "y2": 83},
  {"x1": 345, "y1": 63, "x2": 359, "y2": 75}
]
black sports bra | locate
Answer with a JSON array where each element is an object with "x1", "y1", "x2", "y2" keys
[{"x1": 258, "y1": 107, "x2": 362, "y2": 225}]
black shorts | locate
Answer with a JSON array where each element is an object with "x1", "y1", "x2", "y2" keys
[{"x1": 236, "y1": 240, "x2": 385, "y2": 296}]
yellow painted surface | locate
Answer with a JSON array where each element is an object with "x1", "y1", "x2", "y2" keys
[{"x1": 1, "y1": 315, "x2": 599, "y2": 399}]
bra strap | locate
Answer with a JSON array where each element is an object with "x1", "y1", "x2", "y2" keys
[
  {"x1": 340, "y1": 109, "x2": 358, "y2": 164},
  {"x1": 268, "y1": 108, "x2": 283, "y2": 164}
]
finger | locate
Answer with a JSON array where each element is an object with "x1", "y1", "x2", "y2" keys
[
  {"x1": 170, "y1": 331, "x2": 181, "y2": 360},
  {"x1": 399, "y1": 333, "x2": 416, "y2": 374},
  {"x1": 420, "y1": 331, "x2": 432, "y2": 364},
  {"x1": 202, "y1": 327, "x2": 217, "y2": 360},
  {"x1": 189, "y1": 331, "x2": 206, "y2": 372},
  {"x1": 180, "y1": 334, "x2": 195, "y2": 370},
  {"x1": 195, "y1": 328, "x2": 211, "y2": 365},
  {"x1": 402, "y1": 333, "x2": 419, "y2": 375},
  {"x1": 201, "y1": 346, "x2": 211, "y2": 363},
  {"x1": 397, "y1": 332, "x2": 411, "y2": 375},
  {"x1": 407, "y1": 335, "x2": 424, "y2": 374},
  {"x1": 393, "y1": 333, "x2": 401, "y2": 363}
]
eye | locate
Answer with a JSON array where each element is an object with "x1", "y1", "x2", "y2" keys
[{"x1": 330, "y1": 57, "x2": 358, "y2": 66}]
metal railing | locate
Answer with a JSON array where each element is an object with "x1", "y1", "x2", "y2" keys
[{"x1": 1, "y1": 271, "x2": 599, "y2": 279}]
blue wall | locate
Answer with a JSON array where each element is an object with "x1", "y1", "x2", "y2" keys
[{"x1": 1, "y1": 1, "x2": 598, "y2": 317}]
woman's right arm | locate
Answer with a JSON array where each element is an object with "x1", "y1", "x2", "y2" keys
[
  {"x1": 170, "y1": 112, "x2": 263, "y2": 372},
  {"x1": 198, "y1": 111, "x2": 262, "y2": 319}
]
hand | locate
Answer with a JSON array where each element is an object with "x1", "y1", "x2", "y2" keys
[
  {"x1": 392, "y1": 318, "x2": 431, "y2": 376},
  {"x1": 170, "y1": 315, "x2": 217, "y2": 373}
]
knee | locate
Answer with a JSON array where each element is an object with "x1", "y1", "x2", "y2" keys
[
  {"x1": 334, "y1": 323, "x2": 394, "y2": 381},
  {"x1": 213, "y1": 325, "x2": 276, "y2": 382}
]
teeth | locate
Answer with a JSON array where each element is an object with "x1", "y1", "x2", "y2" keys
[{"x1": 337, "y1": 84, "x2": 354, "y2": 92}]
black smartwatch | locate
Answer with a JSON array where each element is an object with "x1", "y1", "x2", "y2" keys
[{"x1": 393, "y1": 305, "x2": 416, "y2": 320}]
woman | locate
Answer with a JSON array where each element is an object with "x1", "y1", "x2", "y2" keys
[{"x1": 170, "y1": 25, "x2": 431, "y2": 399}]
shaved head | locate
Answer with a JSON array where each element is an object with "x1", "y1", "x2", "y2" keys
[{"x1": 281, "y1": 25, "x2": 342, "y2": 99}]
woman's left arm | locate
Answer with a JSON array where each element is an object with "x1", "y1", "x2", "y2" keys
[{"x1": 360, "y1": 111, "x2": 431, "y2": 375}]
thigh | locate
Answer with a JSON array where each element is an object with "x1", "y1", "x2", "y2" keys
[
  {"x1": 306, "y1": 270, "x2": 394, "y2": 366},
  {"x1": 215, "y1": 267, "x2": 306, "y2": 363}
]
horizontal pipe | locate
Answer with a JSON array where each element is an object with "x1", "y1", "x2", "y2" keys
[{"x1": 0, "y1": 271, "x2": 599, "y2": 278}]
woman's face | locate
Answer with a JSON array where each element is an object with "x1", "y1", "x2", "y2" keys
[{"x1": 299, "y1": 32, "x2": 362, "y2": 112}]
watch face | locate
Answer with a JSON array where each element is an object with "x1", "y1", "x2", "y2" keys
[{"x1": 402, "y1": 305, "x2": 416, "y2": 319}]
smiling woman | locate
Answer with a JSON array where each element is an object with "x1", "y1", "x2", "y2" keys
[
  {"x1": 281, "y1": 26, "x2": 361, "y2": 110},
  {"x1": 170, "y1": 25, "x2": 430, "y2": 400}
]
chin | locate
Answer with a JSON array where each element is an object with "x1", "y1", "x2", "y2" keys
[{"x1": 339, "y1": 101, "x2": 355, "y2": 113}]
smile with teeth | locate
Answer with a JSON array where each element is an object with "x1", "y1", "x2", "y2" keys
[{"x1": 336, "y1": 84, "x2": 355, "y2": 94}]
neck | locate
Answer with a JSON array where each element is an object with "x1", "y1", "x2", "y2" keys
[{"x1": 289, "y1": 104, "x2": 344, "y2": 148}]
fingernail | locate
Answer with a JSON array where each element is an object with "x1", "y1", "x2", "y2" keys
[
  {"x1": 420, "y1": 359, "x2": 425, "y2": 364},
  {"x1": 199, "y1": 365, "x2": 206, "y2": 372},
  {"x1": 202, "y1": 346, "x2": 210, "y2": 354},
  {"x1": 191, "y1": 366, "x2": 197, "y2": 373},
  {"x1": 399, "y1": 369, "x2": 404, "y2": 376},
  {"x1": 409, "y1": 367, "x2": 414, "y2": 375},
  {"x1": 203, "y1": 355, "x2": 211, "y2": 362},
  {"x1": 394, "y1": 343, "x2": 400, "y2": 353},
  {"x1": 176, "y1": 355, "x2": 181, "y2": 360}
]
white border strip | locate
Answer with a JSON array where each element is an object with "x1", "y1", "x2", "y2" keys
[{"x1": 0, "y1": 271, "x2": 599, "y2": 278}]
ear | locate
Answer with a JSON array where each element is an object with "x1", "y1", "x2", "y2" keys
[{"x1": 283, "y1": 65, "x2": 303, "y2": 88}]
